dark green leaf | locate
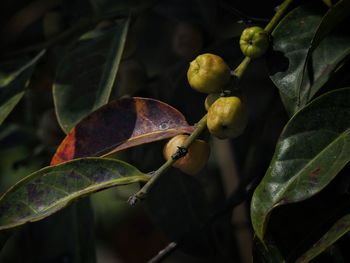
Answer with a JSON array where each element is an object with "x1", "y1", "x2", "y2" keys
[
  {"x1": 267, "y1": 3, "x2": 350, "y2": 115},
  {"x1": 0, "y1": 157, "x2": 148, "y2": 231},
  {"x1": 0, "y1": 51, "x2": 45, "y2": 126},
  {"x1": 296, "y1": 214, "x2": 350, "y2": 263},
  {"x1": 308, "y1": 0, "x2": 350, "y2": 50},
  {"x1": 251, "y1": 88, "x2": 350, "y2": 241},
  {"x1": 53, "y1": 18, "x2": 130, "y2": 133},
  {"x1": 299, "y1": 0, "x2": 350, "y2": 111},
  {"x1": 0, "y1": 201, "x2": 96, "y2": 263}
]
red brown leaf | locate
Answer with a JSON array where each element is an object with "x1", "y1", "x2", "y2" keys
[{"x1": 51, "y1": 97, "x2": 194, "y2": 165}]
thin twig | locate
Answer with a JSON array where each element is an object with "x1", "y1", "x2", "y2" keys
[
  {"x1": 264, "y1": 0, "x2": 294, "y2": 33},
  {"x1": 148, "y1": 242, "x2": 178, "y2": 263},
  {"x1": 128, "y1": 114, "x2": 208, "y2": 205}
]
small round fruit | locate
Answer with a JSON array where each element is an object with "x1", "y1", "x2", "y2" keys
[
  {"x1": 240, "y1": 26, "x2": 269, "y2": 59},
  {"x1": 207, "y1": 96, "x2": 247, "y2": 139},
  {"x1": 187, "y1": 53, "x2": 231, "y2": 94},
  {"x1": 163, "y1": 135, "x2": 210, "y2": 175},
  {"x1": 204, "y1": 93, "x2": 221, "y2": 111}
]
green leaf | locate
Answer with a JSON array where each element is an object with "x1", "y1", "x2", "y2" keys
[
  {"x1": 305, "y1": 0, "x2": 350, "y2": 53},
  {"x1": 0, "y1": 51, "x2": 45, "y2": 126},
  {"x1": 267, "y1": 3, "x2": 350, "y2": 115},
  {"x1": 53, "y1": 18, "x2": 130, "y2": 133},
  {"x1": 296, "y1": 214, "x2": 350, "y2": 263},
  {"x1": 0, "y1": 157, "x2": 148, "y2": 231},
  {"x1": 251, "y1": 88, "x2": 350, "y2": 241}
]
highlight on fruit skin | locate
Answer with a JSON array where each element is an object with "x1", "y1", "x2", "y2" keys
[
  {"x1": 163, "y1": 134, "x2": 210, "y2": 175},
  {"x1": 240, "y1": 26, "x2": 269, "y2": 59},
  {"x1": 187, "y1": 53, "x2": 231, "y2": 94},
  {"x1": 207, "y1": 96, "x2": 248, "y2": 139}
]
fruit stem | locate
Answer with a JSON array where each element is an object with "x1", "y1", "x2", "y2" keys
[
  {"x1": 128, "y1": 114, "x2": 208, "y2": 205},
  {"x1": 264, "y1": 0, "x2": 294, "y2": 34},
  {"x1": 232, "y1": 57, "x2": 251, "y2": 79}
]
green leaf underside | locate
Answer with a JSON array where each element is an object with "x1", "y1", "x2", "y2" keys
[
  {"x1": 0, "y1": 51, "x2": 45, "y2": 125},
  {"x1": 251, "y1": 88, "x2": 350, "y2": 241},
  {"x1": 0, "y1": 158, "x2": 148, "y2": 231},
  {"x1": 296, "y1": 214, "x2": 350, "y2": 263},
  {"x1": 267, "y1": 3, "x2": 350, "y2": 115},
  {"x1": 53, "y1": 18, "x2": 130, "y2": 133}
]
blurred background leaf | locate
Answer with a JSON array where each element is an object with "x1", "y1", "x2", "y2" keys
[
  {"x1": 0, "y1": 50, "x2": 45, "y2": 126},
  {"x1": 53, "y1": 18, "x2": 129, "y2": 133}
]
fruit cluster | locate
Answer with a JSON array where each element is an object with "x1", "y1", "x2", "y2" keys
[
  {"x1": 188, "y1": 53, "x2": 248, "y2": 140},
  {"x1": 163, "y1": 26, "x2": 269, "y2": 175}
]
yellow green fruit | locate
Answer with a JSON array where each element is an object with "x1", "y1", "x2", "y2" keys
[
  {"x1": 240, "y1": 26, "x2": 269, "y2": 59},
  {"x1": 163, "y1": 134, "x2": 210, "y2": 175},
  {"x1": 187, "y1": 53, "x2": 231, "y2": 94},
  {"x1": 207, "y1": 96, "x2": 247, "y2": 139}
]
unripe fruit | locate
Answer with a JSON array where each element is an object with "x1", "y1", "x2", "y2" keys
[
  {"x1": 240, "y1": 26, "x2": 269, "y2": 59},
  {"x1": 187, "y1": 53, "x2": 231, "y2": 94},
  {"x1": 163, "y1": 135, "x2": 210, "y2": 175},
  {"x1": 207, "y1": 96, "x2": 247, "y2": 139},
  {"x1": 204, "y1": 93, "x2": 221, "y2": 111}
]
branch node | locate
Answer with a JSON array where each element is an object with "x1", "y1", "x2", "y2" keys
[{"x1": 128, "y1": 195, "x2": 141, "y2": 206}]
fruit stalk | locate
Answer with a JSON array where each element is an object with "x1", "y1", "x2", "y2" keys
[
  {"x1": 128, "y1": 114, "x2": 208, "y2": 205},
  {"x1": 264, "y1": 0, "x2": 294, "y2": 33},
  {"x1": 232, "y1": 56, "x2": 251, "y2": 79}
]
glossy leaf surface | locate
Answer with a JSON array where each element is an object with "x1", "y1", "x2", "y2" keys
[
  {"x1": 0, "y1": 51, "x2": 45, "y2": 125},
  {"x1": 267, "y1": 3, "x2": 350, "y2": 115},
  {"x1": 53, "y1": 19, "x2": 129, "y2": 133},
  {"x1": 296, "y1": 214, "x2": 350, "y2": 263},
  {"x1": 251, "y1": 88, "x2": 350, "y2": 241},
  {"x1": 0, "y1": 158, "x2": 148, "y2": 231},
  {"x1": 51, "y1": 97, "x2": 194, "y2": 165}
]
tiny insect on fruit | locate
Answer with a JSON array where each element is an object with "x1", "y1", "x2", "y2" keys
[
  {"x1": 240, "y1": 26, "x2": 269, "y2": 59},
  {"x1": 207, "y1": 96, "x2": 248, "y2": 139},
  {"x1": 187, "y1": 53, "x2": 231, "y2": 94},
  {"x1": 163, "y1": 134, "x2": 210, "y2": 175}
]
